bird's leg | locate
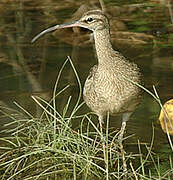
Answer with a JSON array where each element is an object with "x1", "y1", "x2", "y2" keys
[
  {"x1": 99, "y1": 115, "x2": 104, "y2": 135},
  {"x1": 119, "y1": 112, "x2": 132, "y2": 140},
  {"x1": 98, "y1": 115, "x2": 106, "y2": 164},
  {"x1": 119, "y1": 112, "x2": 132, "y2": 175},
  {"x1": 118, "y1": 121, "x2": 126, "y2": 141}
]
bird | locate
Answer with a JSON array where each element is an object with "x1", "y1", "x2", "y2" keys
[{"x1": 32, "y1": 9, "x2": 143, "y2": 141}]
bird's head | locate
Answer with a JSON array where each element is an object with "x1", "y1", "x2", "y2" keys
[{"x1": 31, "y1": 10, "x2": 109, "y2": 43}]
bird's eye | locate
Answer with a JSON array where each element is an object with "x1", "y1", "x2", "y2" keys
[{"x1": 87, "y1": 17, "x2": 93, "y2": 23}]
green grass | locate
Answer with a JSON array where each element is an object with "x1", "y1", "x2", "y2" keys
[{"x1": 0, "y1": 57, "x2": 172, "y2": 180}]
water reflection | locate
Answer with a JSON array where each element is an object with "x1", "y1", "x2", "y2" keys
[{"x1": 0, "y1": 0, "x2": 173, "y2": 149}]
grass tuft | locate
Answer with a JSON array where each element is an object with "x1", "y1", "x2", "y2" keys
[{"x1": 0, "y1": 57, "x2": 172, "y2": 179}]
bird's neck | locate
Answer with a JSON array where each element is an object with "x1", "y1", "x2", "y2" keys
[{"x1": 93, "y1": 28, "x2": 114, "y2": 65}]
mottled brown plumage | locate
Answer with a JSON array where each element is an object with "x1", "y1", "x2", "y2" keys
[
  {"x1": 80, "y1": 10, "x2": 143, "y2": 138},
  {"x1": 32, "y1": 10, "x2": 143, "y2": 139}
]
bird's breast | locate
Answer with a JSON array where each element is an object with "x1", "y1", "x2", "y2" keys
[{"x1": 83, "y1": 65, "x2": 142, "y2": 116}]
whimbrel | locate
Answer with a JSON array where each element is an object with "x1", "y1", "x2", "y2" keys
[{"x1": 32, "y1": 10, "x2": 143, "y2": 141}]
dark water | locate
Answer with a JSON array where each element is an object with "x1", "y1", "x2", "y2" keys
[{"x1": 0, "y1": 0, "x2": 173, "y2": 152}]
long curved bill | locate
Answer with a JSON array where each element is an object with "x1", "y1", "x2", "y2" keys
[{"x1": 31, "y1": 21, "x2": 80, "y2": 43}]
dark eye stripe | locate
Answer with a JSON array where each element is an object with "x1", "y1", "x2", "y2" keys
[{"x1": 84, "y1": 18, "x2": 104, "y2": 24}]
